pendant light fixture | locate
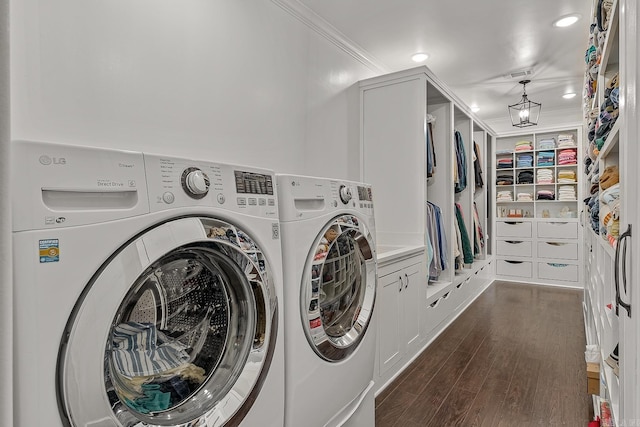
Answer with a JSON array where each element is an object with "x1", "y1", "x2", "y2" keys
[{"x1": 508, "y1": 80, "x2": 541, "y2": 127}]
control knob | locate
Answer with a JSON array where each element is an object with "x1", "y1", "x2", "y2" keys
[
  {"x1": 339, "y1": 185, "x2": 352, "y2": 204},
  {"x1": 181, "y1": 167, "x2": 210, "y2": 199}
]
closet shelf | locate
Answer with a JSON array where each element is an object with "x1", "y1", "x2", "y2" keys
[
  {"x1": 597, "y1": 119, "x2": 620, "y2": 160},
  {"x1": 598, "y1": 0, "x2": 620, "y2": 83}
]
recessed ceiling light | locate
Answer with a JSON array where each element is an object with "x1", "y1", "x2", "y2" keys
[
  {"x1": 471, "y1": 105, "x2": 480, "y2": 113},
  {"x1": 554, "y1": 14, "x2": 580, "y2": 27},
  {"x1": 411, "y1": 53, "x2": 429, "y2": 62},
  {"x1": 563, "y1": 92, "x2": 577, "y2": 99}
]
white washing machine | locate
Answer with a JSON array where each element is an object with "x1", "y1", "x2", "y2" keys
[
  {"x1": 276, "y1": 174, "x2": 377, "y2": 427},
  {"x1": 12, "y1": 140, "x2": 285, "y2": 427}
]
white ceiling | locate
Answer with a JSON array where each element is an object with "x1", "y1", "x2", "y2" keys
[{"x1": 297, "y1": 0, "x2": 592, "y2": 132}]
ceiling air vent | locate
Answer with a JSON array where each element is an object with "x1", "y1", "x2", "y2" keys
[{"x1": 503, "y1": 69, "x2": 534, "y2": 80}]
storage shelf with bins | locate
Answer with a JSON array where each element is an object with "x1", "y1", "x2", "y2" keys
[
  {"x1": 495, "y1": 130, "x2": 580, "y2": 220},
  {"x1": 493, "y1": 127, "x2": 582, "y2": 288}
]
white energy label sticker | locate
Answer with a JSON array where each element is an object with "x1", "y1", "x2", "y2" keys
[{"x1": 39, "y1": 239, "x2": 60, "y2": 263}]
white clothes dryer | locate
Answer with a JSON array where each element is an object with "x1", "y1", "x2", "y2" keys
[
  {"x1": 276, "y1": 174, "x2": 377, "y2": 427},
  {"x1": 12, "y1": 141, "x2": 284, "y2": 427}
]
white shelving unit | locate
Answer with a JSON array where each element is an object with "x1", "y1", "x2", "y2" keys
[
  {"x1": 493, "y1": 127, "x2": 583, "y2": 288},
  {"x1": 359, "y1": 66, "x2": 494, "y2": 396}
]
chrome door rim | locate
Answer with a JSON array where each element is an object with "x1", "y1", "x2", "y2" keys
[
  {"x1": 58, "y1": 216, "x2": 278, "y2": 427},
  {"x1": 300, "y1": 214, "x2": 376, "y2": 362}
]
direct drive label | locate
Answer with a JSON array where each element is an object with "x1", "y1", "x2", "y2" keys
[{"x1": 39, "y1": 239, "x2": 60, "y2": 263}]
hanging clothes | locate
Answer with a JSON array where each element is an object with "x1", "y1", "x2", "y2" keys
[
  {"x1": 454, "y1": 131, "x2": 467, "y2": 193},
  {"x1": 426, "y1": 114, "x2": 437, "y2": 179},
  {"x1": 473, "y1": 141, "x2": 484, "y2": 188},
  {"x1": 472, "y1": 202, "x2": 485, "y2": 256},
  {"x1": 426, "y1": 201, "x2": 448, "y2": 280},
  {"x1": 454, "y1": 203, "x2": 473, "y2": 268}
]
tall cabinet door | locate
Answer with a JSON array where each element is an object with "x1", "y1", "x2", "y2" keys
[
  {"x1": 402, "y1": 263, "x2": 423, "y2": 356},
  {"x1": 620, "y1": 0, "x2": 640, "y2": 421},
  {"x1": 377, "y1": 272, "x2": 403, "y2": 375}
]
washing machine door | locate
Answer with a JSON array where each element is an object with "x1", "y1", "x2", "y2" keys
[
  {"x1": 58, "y1": 216, "x2": 278, "y2": 427},
  {"x1": 301, "y1": 214, "x2": 376, "y2": 362}
]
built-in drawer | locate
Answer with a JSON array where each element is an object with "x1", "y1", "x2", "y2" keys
[
  {"x1": 496, "y1": 259, "x2": 532, "y2": 278},
  {"x1": 537, "y1": 262, "x2": 579, "y2": 282},
  {"x1": 429, "y1": 290, "x2": 455, "y2": 327},
  {"x1": 537, "y1": 241, "x2": 578, "y2": 260},
  {"x1": 496, "y1": 221, "x2": 532, "y2": 238},
  {"x1": 497, "y1": 240, "x2": 532, "y2": 257},
  {"x1": 537, "y1": 221, "x2": 578, "y2": 239}
]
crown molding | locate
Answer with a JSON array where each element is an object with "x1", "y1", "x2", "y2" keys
[{"x1": 270, "y1": 0, "x2": 388, "y2": 74}]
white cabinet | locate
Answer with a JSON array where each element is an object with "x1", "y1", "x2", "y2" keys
[
  {"x1": 360, "y1": 66, "x2": 496, "y2": 396},
  {"x1": 496, "y1": 240, "x2": 532, "y2": 257},
  {"x1": 496, "y1": 221, "x2": 532, "y2": 238},
  {"x1": 537, "y1": 221, "x2": 578, "y2": 239},
  {"x1": 376, "y1": 253, "x2": 425, "y2": 376},
  {"x1": 494, "y1": 217, "x2": 581, "y2": 286},
  {"x1": 493, "y1": 127, "x2": 583, "y2": 287},
  {"x1": 496, "y1": 259, "x2": 532, "y2": 278},
  {"x1": 377, "y1": 271, "x2": 403, "y2": 374}
]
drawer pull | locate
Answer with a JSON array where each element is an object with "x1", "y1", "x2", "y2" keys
[
  {"x1": 505, "y1": 240, "x2": 523, "y2": 244},
  {"x1": 456, "y1": 283, "x2": 463, "y2": 289},
  {"x1": 430, "y1": 299, "x2": 439, "y2": 308},
  {"x1": 547, "y1": 263, "x2": 568, "y2": 267},
  {"x1": 505, "y1": 260, "x2": 523, "y2": 264},
  {"x1": 442, "y1": 292, "x2": 451, "y2": 299},
  {"x1": 548, "y1": 222, "x2": 568, "y2": 225},
  {"x1": 505, "y1": 221, "x2": 523, "y2": 225},
  {"x1": 545, "y1": 242, "x2": 566, "y2": 246}
]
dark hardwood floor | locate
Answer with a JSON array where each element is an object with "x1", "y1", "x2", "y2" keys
[{"x1": 375, "y1": 280, "x2": 593, "y2": 426}]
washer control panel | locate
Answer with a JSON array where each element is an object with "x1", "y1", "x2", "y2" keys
[
  {"x1": 276, "y1": 174, "x2": 374, "y2": 222},
  {"x1": 144, "y1": 154, "x2": 278, "y2": 218}
]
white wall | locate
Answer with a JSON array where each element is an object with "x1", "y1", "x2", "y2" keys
[
  {"x1": 10, "y1": 0, "x2": 378, "y2": 178},
  {"x1": 1, "y1": 0, "x2": 12, "y2": 424}
]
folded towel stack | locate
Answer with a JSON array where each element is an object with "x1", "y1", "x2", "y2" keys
[
  {"x1": 558, "y1": 185, "x2": 577, "y2": 201},
  {"x1": 537, "y1": 190, "x2": 555, "y2": 200},
  {"x1": 515, "y1": 140, "x2": 533, "y2": 152},
  {"x1": 516, "y1": 154, "x2": 533, "y2": 168},
  {"x1": 538, "y1": 138, "x2": 556, "y2": 150},
  {"x1": 517, "y1": 170, "x2": 534, "y2": 184},
  {"x1": 557, "y1": 134, "x2": 576, "y2": 148},
  {"x1": 497, "y1": 157, "x2": 514, "y2": 169},
  {"x1": 536, "y1": 168, "x2": 554, "y2": 184},
  {"x1": 600, "y1": 165, "x2": 619, "y2": 189},
  {"x1": 557, "y1": 148, "x2": 577, "y2": 165},
  {"x1": 496, "y1": 175, "x2": 514, "y2": 186},
  {"x1": 557, "y1": 170, "x2": 577, "y2": 183},
  {"x1": 517, "y1": 193, "x2": 534, "y2": 202},
  {"x1": 600, "y1": 183, "x2": 620, "y2": 239},
  {"x1": 537, "y1": 151, "x2": 555, "y2": 166},
  {"x1": 497, "y1": 191, "x2": 513, "y2": 202}
]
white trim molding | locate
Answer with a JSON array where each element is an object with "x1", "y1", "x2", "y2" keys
[{"x1": 270, "y1": 0, "x2": 388, "y2": 74}]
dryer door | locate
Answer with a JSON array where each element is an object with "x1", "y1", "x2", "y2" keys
[
  {"x1": 301, "y1": 214, "x2": 377, "y2": 362},
  {"x1": 58, "y1": 216, "x2": 278, "y2": 427}
]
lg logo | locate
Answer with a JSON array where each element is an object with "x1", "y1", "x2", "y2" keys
[{"x1": 39, "y1": 155, "x2": 67, "y2": 165}]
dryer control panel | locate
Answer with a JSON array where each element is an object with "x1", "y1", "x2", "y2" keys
[
  {"x1": 276, "y1": 174, "x2": 374, "y2": 222},
  {"x1": 144, "y1": 154, "x2": 278, "y2": 219}
]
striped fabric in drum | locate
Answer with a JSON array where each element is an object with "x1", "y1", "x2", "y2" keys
[{"x1": 111, "y1": 322, "x2": 190, "y2": 378}]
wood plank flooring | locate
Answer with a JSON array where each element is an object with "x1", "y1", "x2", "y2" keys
[{"x1": 375, "y1": 280, "x2": 592, "y2": 426}]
